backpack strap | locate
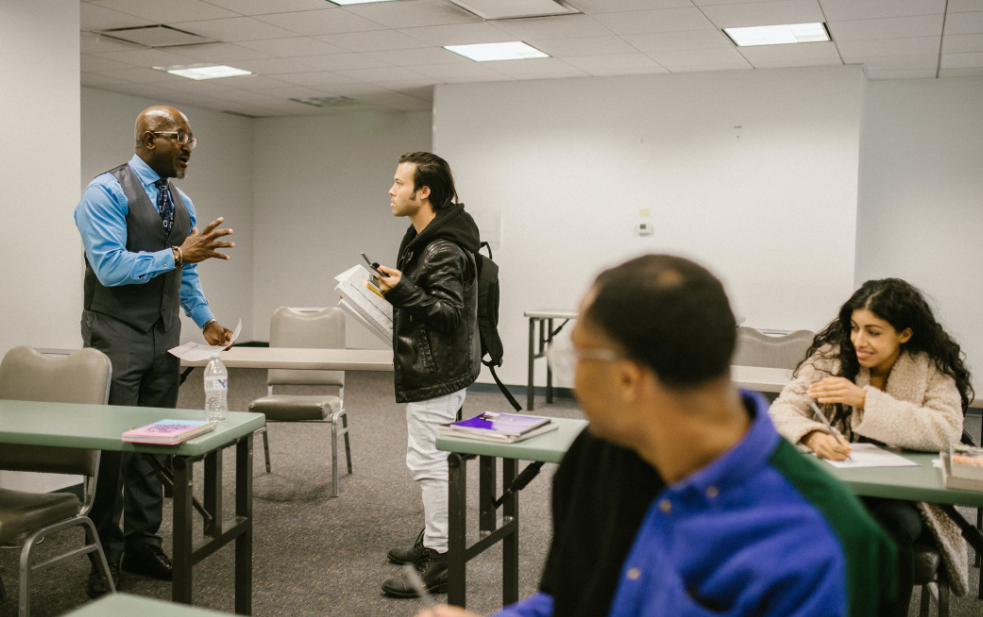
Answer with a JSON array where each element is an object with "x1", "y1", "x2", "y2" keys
[{"x1": 486, "y1": 363, "x2": 522, "y2": 412}]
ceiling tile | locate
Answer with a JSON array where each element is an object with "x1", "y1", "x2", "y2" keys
[
  {"x1": 943, "y1": 33, "x2": 983, "y2": 53},
  {"x1": 170, "y1": 17, "x2": 298, "y2": 41},
  {"x1": 366, "y1": 47, "x2": 469, "y2": 66},
  {"x1": 232, "y1": 57, "x2": 319, "y2": 74},
  {"x1": 624, "y1": 30, "x2": 735, "y2": 52},
  {"x1": 274, "y1": 71, "x2": 363, "y2": 86},
  {"x1": 864, "y1": 66, "x2": 936, "y2": 78},
  {"x1": 93, "y1": 49, "x2": 200, "y2": 68},
  {"x1": 567, "y1": 0, "x2": 691, "y2": 12},
  {"x1": 81, "y1": 55, "x2": 138, "y2": 72},
  {"x1": 199, "y1": 0, "x2": 332, "y2": 16},
  {"x1": 94, "y1": 67, "x2": 184, "y2": 83},
  {"x1": 941, "y1": 51, "x2": 983, "y2": 67},
  {"x1": 938, "y1": 66, "x2": 983, "y2": 76},
  {"x1": 81, "y1": 72, "x2": 130, "y2": 87},
  {"x1": 592, "y1": 8, "x2": 717, "y2": 35},
  {"x1": 336, "y1": 66, "x2": 428, "y2": 82},
  {"x1": 214, "y1": 75, "x2": 299, "y2": 89},
  {"x1": 356, "y1": 91, "x2": 433, "y2": 112},
  {"x1": 584, "y1": 65, "x2": 670, "y2": 76},
  {"x1": 255, "y1": 9, "x2": 382, "y2": 36},
  {"x1": 414, "y1": 63, "x2": 509, "y2": 82},
  {"x1": 563, "y1": 53, "x2": 665, "y2": 72},
  {"x1": 945, "y1": 12, "x2": 983, "y2": 35},
  {"x1": 296, "y1": 53, "x2": 392, "y2": 70},
  {"x1": 490, "y1": 14, "x2": 612, "y2": 40},
  {"x1": 858, "y1": 54, "x2": 939, "y2": 69},
  {"x1": 487, "y1": 58, "x2": 588, "y2": 79},
  {"x1": 948, "y1": 0, "x2": 983, "y2": 12},
  {"x1": 836, "y1": 36, "x2": 941, "y2": 61},
  {"x1": 168, "y1": 43, "x2": 273, "y2": 63},
  {"x1": 396, "y1": 23, "x2": 514, "y2": 47},
  {"x1": 389, "y1": 83, "x2": 439, "y2": 97},
  {"x1": 342, "y1": 0, "x2": 481, "y2": 28},
  {"x1": 237, "y1": 37, "x2": 349, "y2": 57},
  {"x1": 648, "y1": 47, "x2": 752, "y2": 68},
  {"x1": 738, "y1": 41, "x2": 842, "y2": 67},
  {"x1": 81, "y1": 3, "x2": 153, "y2": 30},
  {"x1": 818, "y1": 0, "x2": 945, "y2": 21},
  {"x1": 91, "y1": 0, "x2": 239, "y2": 23},
  {"x1": 96, "y1": 83, "x2": 166, "y2": 99},
  {"x1": 700, "y1": 0, "x2": 825, "y2": 29},
  {"x1": 316, "y1": 30, "x2": 431, "y2": 52},
  {"x1": 81, "y1": 32, "x2": 144, "y2": 53},
  {"x1": 528, "y1": 36, "x2": 638, "y2": 57},
  {"x1": 828, "y1": 15, "x2": 944, "y2": 41},
  {"x1": 667, "y1": 62, "x2": 753, "y2": 72}
]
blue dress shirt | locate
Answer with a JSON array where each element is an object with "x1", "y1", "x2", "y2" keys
[{"x1": 74, "y1": 154, "x2": 214, "y2": 328}]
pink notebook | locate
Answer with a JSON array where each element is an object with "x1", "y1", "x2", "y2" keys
[{"x1": 122, "y1": 419, "x2": 216, "y2": 445}]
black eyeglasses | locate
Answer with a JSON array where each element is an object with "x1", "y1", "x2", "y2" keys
[{"x1": 151, "y1": 131, "x2": 197, "y2": 150}]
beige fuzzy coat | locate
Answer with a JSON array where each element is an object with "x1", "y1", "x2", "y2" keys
[{"x1": 768, "y1": 347, "x2": 968, "y2": 595}]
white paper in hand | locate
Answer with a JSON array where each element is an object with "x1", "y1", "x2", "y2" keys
[{"x1": 168, "y1": 319, "x2": 242, "y2": 361}]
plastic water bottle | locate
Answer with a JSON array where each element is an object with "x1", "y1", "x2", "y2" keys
[{"x1": 204, "y1": 353, "x2": 228, "y2": 422}]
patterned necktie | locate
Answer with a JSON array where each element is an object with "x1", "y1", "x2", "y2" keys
[{"x1": 154, "y1": 179, "x2": 175, "y2": 234}]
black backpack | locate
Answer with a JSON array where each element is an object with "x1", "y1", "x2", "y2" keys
[{"x1": 475, "y1": 241, "x2": 522, "y2": 411}]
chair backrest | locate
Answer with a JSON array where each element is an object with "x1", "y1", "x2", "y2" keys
[
  {"x1": 732, "y1": 327, "x2": 815, "y2": 371},
  {"x1": 268, "y1": 307, "x2": 346, "y2": 387},
  {"x1": 0, "y1": 346, "x2": 112, "y2": 476}
]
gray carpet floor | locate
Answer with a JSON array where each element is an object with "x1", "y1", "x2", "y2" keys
[{"x1": 1, "y1": 369, "x2": 981, "y2": 617}]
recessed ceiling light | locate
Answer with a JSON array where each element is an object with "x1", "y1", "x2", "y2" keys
[
  {"x1": 154, "y1": 64, "x2": 252, "y2": 80},
  {"x1": 724, "y1": 23, "x2": 830, "y2": 47},
  {"x1": 325, "y1": 0, "x2": 399, "y2": 5},
  {"x1": 444, "y1": 41, "x2": 548, "y2": 62}
]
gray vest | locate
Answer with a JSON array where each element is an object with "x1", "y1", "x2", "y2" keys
[{"x1": 83, "y1": 163, "x2": 191, "y2": 332}]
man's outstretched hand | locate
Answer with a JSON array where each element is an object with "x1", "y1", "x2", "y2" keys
[{"x1": 181, "y1": 217, "x2": 235, "y2": 263}]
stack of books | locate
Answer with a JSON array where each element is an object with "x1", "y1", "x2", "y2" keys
[
  {"x1": 335, "y1": 264, "x2": 393, "y2": 347},
  {"x1": 438, "y1": 412, "x2": 558, "y2": 444},
  {"x1": 941, "y1": 444, "x2": 983, "y2": 492},
  {"x1": 122, "y1": 419, "x2": 216, "y2": 446}
]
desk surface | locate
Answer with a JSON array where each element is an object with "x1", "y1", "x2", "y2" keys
[
  {"x1": 0, "y1": 399, "x2": 264, "y2": 456},
  {"x1": 827, "y1": 452, "x2": 983, "y2": 508},
  {"x1": 179, "y1": 347, "x2": 393, "y2": 372},
  {"x1": 524, "y1": 310, "x2": 578, "y2": 320},
  {"x1": 437, "y1": 417, "x2": 588, "y2": 463},
  {"x1": 64, "y1": 594, "x2": 226, "y2": 616}
]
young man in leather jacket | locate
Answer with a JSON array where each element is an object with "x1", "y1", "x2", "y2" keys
[{"x1": 376, "y1": 152, "x2": 481, "y2": 598}]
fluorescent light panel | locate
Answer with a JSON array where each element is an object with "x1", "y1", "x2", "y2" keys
[
  {"x1": 724, "y1": 22, "x2": 829, "y2": 47},
  {"x1": 444, "y1": 41, "x2": 548, "y2": 62},
  {"x1": 325, "y1": 0, "x2": 398, "y2": 5},
  {"x1": 154, "y1": 64, "x2": 252, "y2": 80}
]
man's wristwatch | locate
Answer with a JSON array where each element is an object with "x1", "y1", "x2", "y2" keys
[{"x1": 201, "y1": 318, "x2": 216, "y2": 332}]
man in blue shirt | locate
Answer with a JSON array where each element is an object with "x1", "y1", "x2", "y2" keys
[
  {"x1": 74, "y1": 105, "x2": 235, "y2": 598},
  {"x1": 418, "y1": 254, "x2": 897, "y2": 617}
]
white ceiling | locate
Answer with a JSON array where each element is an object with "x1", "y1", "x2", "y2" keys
[{"x1": 78, "y1": 0, "x2": 983, "y2": 118}]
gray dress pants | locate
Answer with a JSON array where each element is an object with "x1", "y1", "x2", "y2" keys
[{"x1": 82, "y1": 309, "x2": 181, "y2": 565}]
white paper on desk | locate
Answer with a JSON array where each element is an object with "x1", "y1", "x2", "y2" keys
[
  {"x1": 167, "y1": 319, "x2": 242, "y2": 361},
  {"x1": 821, "y1": 443, "x2": 919, "y2": 469}
]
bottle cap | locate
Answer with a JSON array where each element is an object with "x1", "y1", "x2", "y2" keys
[{"x1": 210, "y1": 352, "x2": 221, "y2": 359}]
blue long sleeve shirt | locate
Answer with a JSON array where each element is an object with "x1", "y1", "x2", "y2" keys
[
  {"x1": 74, "y1": 154, "x2": 214, "y2": 327},
  {"x1": 498, "y1": 392, "x2": 896, "y2": 617}
]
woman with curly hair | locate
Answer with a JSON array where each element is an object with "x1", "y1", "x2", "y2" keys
[{"x1": 769, "y1": 278, "x2": 974, "y2": 615}]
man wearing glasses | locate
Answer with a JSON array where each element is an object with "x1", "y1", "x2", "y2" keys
[{"x1": 74, "y1": 106, "x2": 234, "y2": 598}]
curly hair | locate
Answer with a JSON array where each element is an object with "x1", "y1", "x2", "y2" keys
[{"x1": 800, "y1": 278, "x2": 974, "y2": 426}]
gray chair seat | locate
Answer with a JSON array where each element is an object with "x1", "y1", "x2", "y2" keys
[
  {"x1": 0, "y1": 489, "x2": 80, "y2": 544},
  {"x1": 249, "y1": 394, "x2": 341, "y2": 422}
]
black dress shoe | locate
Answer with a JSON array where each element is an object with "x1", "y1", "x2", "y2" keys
[
  {"x1": 122, "y1": 545, "x2": 173, "y2": 581},
  {"x1": 382, "y1": 548, "x2": 448, "y2": 598},
  {"x1": 387, "y1": 527, "x2": 426, "y2": 565},
  {"x1": 86, "y1": 562, "x2": 120, "y2": 598}
]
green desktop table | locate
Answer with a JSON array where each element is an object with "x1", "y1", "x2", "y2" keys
[
  {"x1": 437, "y1": 417, "x2": 588, "y2": 608},
  {"x1": 0, "y1": 399, "x2": 265, "y2": 615}
]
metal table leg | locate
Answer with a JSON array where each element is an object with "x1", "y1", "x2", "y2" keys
[
  {"x1": 203, "y1": 451, "x2": 222, "y2": 538},
  {"x1": 502, "y1": 458, "x2": 519, "y2": 606},
  {"x1": 545, "y1": 319, "x2": 554, "y2": 404},
  {"x1": 172, "y1": 456, "x2": 194, "y2": 604},
  {"x1": 235, "y1": 437, "x2": 254, "y2": 615},
  {"x1": 447, "y1": 453, "x2": 468, "y2": 607},
  {"x1": 527, "y1": 317, "x2": 536, "y2": 411}
]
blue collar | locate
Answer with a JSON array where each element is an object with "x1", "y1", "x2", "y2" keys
[{"x1": 128, "y1": 154, "x2": 163, "y2": 188}]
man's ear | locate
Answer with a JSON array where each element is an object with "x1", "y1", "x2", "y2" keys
[
  {"x1": 416, "y1": 185, "x2": 431, "y2": 202},
  {"x1": 617, "y1": 361, "x2": 644, "y2": 405},
  {"x1": 140, "y1": 131, "x2": 156, "y2": 150}
]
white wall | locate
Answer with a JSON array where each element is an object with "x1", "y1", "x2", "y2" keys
[
  {"x1": 0, "y1": 0, "x2": 81, "y2": 492},
  {"x1": 251, "y1": 111, "x2": 432, "y2": 348},
  {"x1": 80, "y1": 88, "x2": 255, "y2": 345},
  {"x1": 435, "y1": 66, "x2": 866, "y2": 387},
  {"x1": 857, "y1": 76, "x2": 983, "y2": 374}
]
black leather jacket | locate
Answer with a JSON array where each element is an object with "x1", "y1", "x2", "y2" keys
[{"x1": 383, "y1": 204, "x2": 481, "y2": 403}]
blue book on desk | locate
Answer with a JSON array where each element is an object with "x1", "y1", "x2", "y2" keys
[{"x1": 438, "y1": 412, "x2": 558, "y2": 443}]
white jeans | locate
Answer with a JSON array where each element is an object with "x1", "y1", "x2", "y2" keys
[{"x1": 406, "y1": 388, "x2": 467, "y2": 554}]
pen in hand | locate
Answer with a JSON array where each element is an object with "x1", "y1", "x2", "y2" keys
[{"x1": 807, "y1": 400, "x2": 853, "y2": 462}]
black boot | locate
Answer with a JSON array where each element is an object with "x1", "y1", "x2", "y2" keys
[
  {"x1": 387, "y1": 527, "x2": 426, "y2": 565},
  {"x1": 381, "y1": 547, "x2": 448, "y2": 598},
  {"x1": 86, "y1": 561, "x2": 120, "y2": 598}
]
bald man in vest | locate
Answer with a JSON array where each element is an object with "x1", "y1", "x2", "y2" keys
[{"x1": 74, "y1": 106, "x2": 235, "y2": 597}]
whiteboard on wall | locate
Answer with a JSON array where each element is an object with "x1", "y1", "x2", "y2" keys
[{"x1": 434, "y1": 66, "x2": 865, "y2": 387}]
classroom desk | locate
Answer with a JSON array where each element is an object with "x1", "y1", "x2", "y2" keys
[
  {"x1": 178, "y1": 347, "x2": 393, "y2": 371},
  {"x1": 524, "y1": 310, "x2": 577, "y2": 411},
  {"x1": 0, "y1": 399, "x2": 265, "y2": 614},
  {"x1": 438, "y1": 417, "x2": 588, "y2": 608},
  {"x1": 64, "y1": 593, "x2": 227, "y2": 616}
]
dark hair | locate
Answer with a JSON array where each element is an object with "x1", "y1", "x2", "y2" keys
[
  {"x1": 398, "y1": 151, "x2": 458, "y2": 213},
  {"x1": 802, "y1": 278, "x2": 974, "y2": 416},
  {"x1": 584, "y1": 254, "x2": 737, "y2": 389}
]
